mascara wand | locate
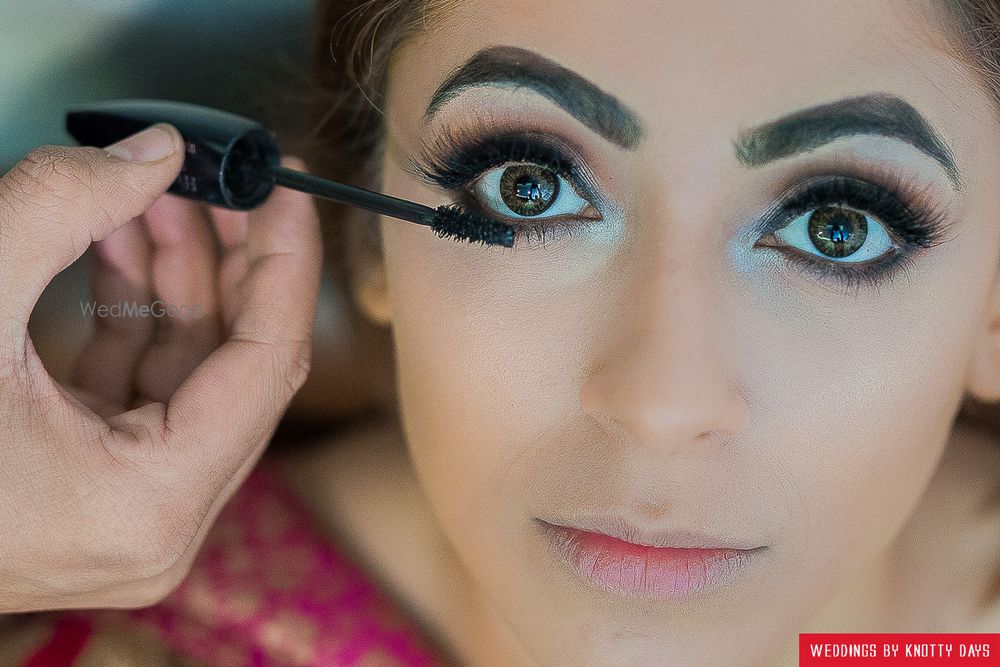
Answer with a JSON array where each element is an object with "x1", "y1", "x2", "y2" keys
[
  {"x1": 264, "y1": 163, "x2": 515, "y2": 248},
  {"x1": 64, "y1": 99, "x2": 515, "y2": 248}
]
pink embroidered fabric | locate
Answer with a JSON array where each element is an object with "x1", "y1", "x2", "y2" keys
[{"x1": 24, "y1": 460, "x2": 449, "y2": 666}]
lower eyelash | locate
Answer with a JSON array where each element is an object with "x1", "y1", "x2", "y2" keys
[
  {"x1": 503, "y1": 217, "x2": 597, "y2": 249},
  {"x1": 447, "y1": 190, "x2": 601, "y2": 251},
  {"x1": 765, "y1": 243, "x2": 921, "y2": 297}
]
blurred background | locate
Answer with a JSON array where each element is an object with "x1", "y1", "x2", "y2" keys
[
  {"x1": 0, "y1": 0, "x2": 391, "y2": 428},
  {"x1": 1, "y1": 0, "x2": 312, "y2": 172},
  {"x1": 3, "y1": 0, "x2": 391, "y2": 431},
  {"x1": 2, "y1": 0, "x2": 317, "y2": 382}
]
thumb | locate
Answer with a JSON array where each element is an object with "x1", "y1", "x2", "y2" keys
[{"x1": 0, "y1": 123, "x2": 185, "y2": 321}]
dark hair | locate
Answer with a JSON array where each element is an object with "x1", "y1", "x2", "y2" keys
[
  {"x1": 299, "y1": 0, "x2": 1000, "y2": 609},
  {"x1": 931, "y1": 0, "x2": 1000, "y2": 609},
  {"x1": 940, "y1": 1, "x2": 1000, "y2": 109},
  {"x1": 301, "y1": 0, "x2": 1000, "y2": 303},
  {"x1": 300, "y1": 0, "x2": 457, "y2": 302}
]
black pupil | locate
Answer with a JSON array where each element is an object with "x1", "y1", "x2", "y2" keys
[
  {"x1": 499, "y1": 165, "x2": 558, "y2": 216},
  {"x1": 808, "y1": 206, "x2": 868, "y2": 259},
  {"x1": 516, "y1": 177, "x2": 544, "y2": 201},
  {"x1": 829, "y1": 221, "x2": 849, "y2": 242}
]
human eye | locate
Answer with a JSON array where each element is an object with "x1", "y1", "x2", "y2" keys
[
  {"x1": 753, "y1": 175, "x2": 957, "y2": 295},
  {"x1": 411, "y1": 128, "x2": 958, "y2": 279},
  {"x1": 472, "y1": 162, "x2": 590, "y2": 220},
  {"x1": 410, "y1": 129, "x2": 604, "y2": 248}
]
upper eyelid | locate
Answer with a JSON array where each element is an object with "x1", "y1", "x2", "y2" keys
[
  {"x1": 753, "y1": 169, "x2": 944, "y2": 222},
  {"x1": 450, "y1": 146, "x2": 576, "y2": 181},
  {"x1": 409, "y1": 130, "x2": 600, "y2": 198},
  {"x1": 754, "y1": 176, "x2": 955, "y2": 256},
  {"x1": 413, "y1": 132, "x2": 573, "y2": 174}
]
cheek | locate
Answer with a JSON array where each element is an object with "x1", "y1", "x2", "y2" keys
[
  {"x1": 736, "y1": 238, "x2": 986, "y2": 601},
  {"x1": 378, "y1": 187, "x2": 990, "y2": 624},
  {"x1": 753, "y1": 346, "x2": 958, "y2": 569},
  {"x1": 379, "y1": 219, "x2": 616, "y2": 544}
]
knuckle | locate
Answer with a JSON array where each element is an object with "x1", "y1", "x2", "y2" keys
[
  {"x1": 275, "y1": 339, "x2": 312, "y2": 395},
  {"x1": 4, "y1": 147, "x2": 93, "y2": 227},
  {"x1": 125, "y1": 560, "x2": 191, "y2": 608},
  {"x1": 13, "y1": 146, "x2": 85, "y2": 199},
  {"x1": 98, "y1": 418, "x2": 164, "y2": 474},
  {"x1": 231, "y1": 335, "x2": 313, "y2": 403},
  {"x1": 123, "y1": 540, "x2": 185, "y2": 599},
  {"x1": 19, "y1": 145, "x2": 67, "y2": 176},
  {"x1": 3, "y1": 145, "x2": 131, "y2": 229},
  {"x1": 120, "y1": 531, "x2": 177, "y2": 585},
  {"x1": 125, "y1": 495, "x2": 202, "y2": 585}
]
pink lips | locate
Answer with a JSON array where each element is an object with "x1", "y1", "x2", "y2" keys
[{"x1": 538, "y1": 520, "x2": 764, "y2": 600}]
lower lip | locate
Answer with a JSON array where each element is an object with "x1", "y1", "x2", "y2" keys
[{"x1": 539, "y1": 521, "x2": 763, "y2": 601}]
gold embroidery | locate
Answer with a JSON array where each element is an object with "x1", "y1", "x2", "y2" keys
[
  {"x1": 353, "y1": 645, "x2": 414, "y2": 666},
  {"x1": 256, "y1": 496, "x2": 295, "y2": 542},
  {"x1": 263, "y1": 542, "x2": 315, "y2": 591},
  {"x1": 78, "y1": 616, "x2": 204, "y2": 667},
  {"x1": 259, "y1": 609, "x2": 318, "y2": 663},
  {"x1": 0, "y1": 613, "x2": 61, "y2": 665}
]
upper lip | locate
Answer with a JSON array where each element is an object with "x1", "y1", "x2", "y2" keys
[{"x1": 536, "y1": 515, "x2": 764, "y2": 551}]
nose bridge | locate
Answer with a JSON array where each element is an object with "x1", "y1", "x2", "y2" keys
[{"x1": 581, "y1": 225, "x2": 748, "y2": 453}]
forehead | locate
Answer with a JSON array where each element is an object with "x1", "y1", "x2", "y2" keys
[{"x1": 386, "y1": 0, "x2": 993, "y2": 162}]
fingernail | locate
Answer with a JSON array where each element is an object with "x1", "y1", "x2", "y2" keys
[{"x1": 104, "y1": 124, "x2": 177, "y2": 162}]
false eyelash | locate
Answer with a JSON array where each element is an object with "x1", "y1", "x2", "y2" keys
[
  {"x1": 761, "y1": 172, "x2": 955, "y2": 249},
  {"x1": 408, "y1": 128, "x2": 605, "y2": 249},
  {"x1": 755, "y1": 172, "x2": 959, "y2": 296},
  {"x1": 409, "y1": 125, "x2": 959, "y2": 286},
  {"x1": 409, "y1": 127, "x2": 590, "y2": 196}
]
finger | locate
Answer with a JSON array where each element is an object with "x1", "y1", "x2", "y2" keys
[
  {"x1": 208, "y1": 204, "x2": 248, "y2": 249},
  {"x1": 112, "y1": 156, "x2": 323, "y2": 480},
  {"x1": 133, "y1": 194, "x2": 222, "y2": 403},
  {"x1": 207, "y1": 205, "x2": 251, "y2": 328},
  {"x1": 62, "y1": 383, "x2": 124, "y2": 420},
  {"x1": 70, "y1": 215, "x2": 155, "y2": 408},
  {"x1": 0, "y1": 124, "x2": 184, "y2": 335}
]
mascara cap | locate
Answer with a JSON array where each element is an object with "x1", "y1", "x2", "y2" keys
[{"x1": 65, "y1": 99, "x2": 279, "y2": 210}]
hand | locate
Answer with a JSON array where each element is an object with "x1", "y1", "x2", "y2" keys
[{"x1": 0, "y1": 124, "x2": 323, "y2": 612}]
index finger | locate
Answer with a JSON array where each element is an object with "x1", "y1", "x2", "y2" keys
[{"x1": 156, "y1": 157, "x2": 323, "y2": 476}]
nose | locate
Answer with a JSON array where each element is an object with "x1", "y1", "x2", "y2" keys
[{"x1": 580, "y1": 249, "x2": 749, "y2": 457}]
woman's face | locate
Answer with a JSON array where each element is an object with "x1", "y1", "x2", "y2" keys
[{"x1": 366, "y1": 0, "x2": 1000, "y2": 663}]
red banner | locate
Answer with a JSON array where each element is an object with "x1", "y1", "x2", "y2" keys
[{"x1": 799, "y1": 634, "x2": 1000, "y2": 666}]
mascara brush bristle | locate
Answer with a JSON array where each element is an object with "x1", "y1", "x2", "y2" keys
[{"x1": 429, "y1": 205, "x2": 516, "y2": 248}]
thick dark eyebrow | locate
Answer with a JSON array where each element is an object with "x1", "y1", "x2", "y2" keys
[
  {"x1": 734, "y1": 93, "x2": 962, "y2": 189},
  {"x1": 425, "y1": 45, "x2": 644, "y2": 150}
]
